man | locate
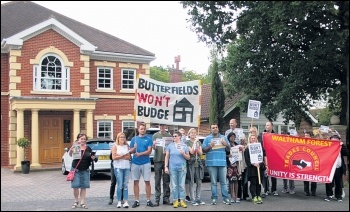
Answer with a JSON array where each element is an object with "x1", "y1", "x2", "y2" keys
[
  {"x1": 152, "y1": 123, "x2": 172, "y2": 206},
  {"x1": 325, "y1": 133, "x2": 348, "y2": 202},
  {"x1": 303, "y1": 131, "x2": 317, "y2": 196},
  {"x1": 262, "y1": 121, "x2": 278, "y2": 196},
  {"x1": 129, "y1": 123, "x2": 155, "y2": 208},
  {"x1": 225, "y1": 119, "x2": 241, "y2": 145},
  {"x1": 202, "y1": 123, "x2": 231, "y2": 205}
]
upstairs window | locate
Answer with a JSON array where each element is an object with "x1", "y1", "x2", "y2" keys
[
  {"x1": 33, "y1": 55, "x2": 70, "y2": 91},
  {"x1": 121, "y1": 69, "x2": 135, "y2": 90},
  {"x1": 97, "y1": 67, "x2": 113, "y2": 89}
]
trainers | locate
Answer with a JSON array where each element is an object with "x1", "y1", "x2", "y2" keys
[
  {"x1": 132, "y1": 201, "x2": 140, "y2": 208},
  {"x1": 324, "y1": 196, "x2": 332, "y2": 202},
  {"x1": 312, "y1": 192, "x2": 316, "y2": 196},
  {"x1": 337, "y1": 197, "x2": 343, "y2": 202},
  {"x1": 231, "y1": 199, "x2": 235, "y2": 203},
  {"x1": 173, "y1": 200, "x2": 179, "y2": 208},
  {"x1": 211, "y1": 199, "x2": 217, "y2": 205},
  {"x1": 196, "y1": 200, "x2": 205, "y2": 205},
  {"x1": 180, "y1": 200, "x2": 187, "y2": 208},
  {"x1": 265, "y1": 191, "x2": 270, "y2": 196},
  {"x1": 282, "y1": 188, "x2": 288, "y2": 193},
  {"x1": 305, "y1": 192, "x2": 310, "y2": 196},
  {"x1": 223, "y1": 198, "x2": 231, "y2": 205},
  {"x1": 252, "y1": 196, "x2": 258, "y2": 204},
  {"x1": 289, "y1": 189, "x2": 295, "y2": 194},
  {"x1": 117, "y1": 201, "x2": 122, "y2": 208},
  {"x1": 257, "y1": 196, "x2": 263, "y2": 204},
  {"x1": 192, "y1": 201, "x2": 199, "y2": 206},
  {"x1": 123, "y1": 201, "x2": 129, "y2": 208},
  {"x1": 272, "y1": 191, "x2": 279, "y2": 196},
  {"x1": 185, "y1": 196, "x2": 191, "y2": 202},
  {"x1": 147, "y1": 200, "x2": 155, "y2": 207},
  {"x1": 236, "y1": 198, "x2": 240, "y2": 203}
]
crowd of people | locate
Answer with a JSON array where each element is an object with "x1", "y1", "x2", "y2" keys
[{"x1": 68, "y1": 120, "x2": 348, "y2": 209}]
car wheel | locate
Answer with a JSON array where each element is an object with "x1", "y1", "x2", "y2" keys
[{"x1": 62, "y1": 160, "x2": 69, "y2": 175}]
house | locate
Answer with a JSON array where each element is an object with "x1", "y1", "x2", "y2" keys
[{"x1": 1, "y1": 1, "x2": 155, "y2": 170}]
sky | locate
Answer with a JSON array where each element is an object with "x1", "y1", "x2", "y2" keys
[{"x1": 1, "y1": 1, "x2": 212, "y2": 74}]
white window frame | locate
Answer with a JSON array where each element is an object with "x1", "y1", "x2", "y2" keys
[
  {"x1": 121, "y1": 69, "x2": 135, "y2": 90},
  {"x1": 122, "y1": 120, "x2": 136, "y2": 132},
  {"x1": 97, "y1": 121, "x2": 113, "y2": 139},
  {"x1": 33, "y1": 54, "x2": 70, "y2": 92},
  {"x1": 97, "y1": 67, "x2": 113, "y2": 89}
]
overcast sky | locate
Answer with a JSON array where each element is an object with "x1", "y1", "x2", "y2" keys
[{"x1": 2, "y1": 1, "x2": 212, "y2": 74}]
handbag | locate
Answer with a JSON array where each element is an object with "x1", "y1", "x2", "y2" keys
[{"x1": 67, "y1": 149, "x2": 86, "y2": 181}]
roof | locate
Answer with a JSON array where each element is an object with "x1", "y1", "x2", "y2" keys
[
  {"x1": 1, "y1": 1, "x2": 155, "y2": 57},
  {"x1": 200, "y1": 84, "x2": 244, "y2": 120}
]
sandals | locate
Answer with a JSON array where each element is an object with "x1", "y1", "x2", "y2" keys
[
  {"x1": 72, "y1": 202, "x2": 78, "y2": 209},
  {"x1": 81, "y1": 203, "x2": 88, "y2": 209}
]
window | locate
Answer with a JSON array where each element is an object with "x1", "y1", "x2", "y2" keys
[
  {"x1": 122, "y1": 120, "x2": 135, "y2": 132},
  {"x1": 97, "y1": 121, "x2": 113, "y2": 139},
  {"x1": 121, "y1": 69, "x2": 135, "y2": 89},
  {"x1": 33, "y1": 55, "x2": 70, "y2": 91},
  {"x1": 97, "y1": 67, "x2": 113, "y2": 89}
]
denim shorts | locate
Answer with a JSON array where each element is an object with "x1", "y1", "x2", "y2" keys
[{"x1": 71, "y1": 169, "x2": 90, "y2": 188}]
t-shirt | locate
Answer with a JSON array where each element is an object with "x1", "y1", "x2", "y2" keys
[
  {"x1": 166, "y1": 142, "x2": 189, "y2": 170},
  {"x1": 153, "y1": 131, "x2": 173, "y2": 163},
  {"x1": 202, "y1": 133, "x2": 230, "y2": 166},
  {"x1": 130, "y1": 135, "x2": 153, "y2": 165},
  {"x1": 71, "y1": 146, "x2": 93, "y2": 171}
]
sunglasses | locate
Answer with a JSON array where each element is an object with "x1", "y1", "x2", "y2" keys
[{"x1": 173, "y1": 135, "x2": 178, "y2": 137}]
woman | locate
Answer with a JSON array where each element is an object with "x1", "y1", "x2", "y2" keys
[
  {"x1": 185, "y1": 128, "x2": 205, "y2": 206},
  {"x1": 112, "y1": 132, "x2": 131, "y2": 208},
  {"x1": 244, "y1": 134, "x2": 265, "y2": 204},
  {"x1": 164, "y1": 131, "x2": 190, "y2": 208},
  {"x1": 227, "y1": 132, "x2": 240, "y2": 203},
  {"x1": 69, "y1": 133, "x2": 96, "y2": 209}
]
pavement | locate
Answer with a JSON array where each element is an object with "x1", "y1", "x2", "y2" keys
[{"x1": 1, "y1": 167, "x2": 349, "y2": 211}]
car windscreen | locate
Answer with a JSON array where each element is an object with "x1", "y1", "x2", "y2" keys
[{"x1": 87, "y1": 141, "x2": 113, "y2": 150}]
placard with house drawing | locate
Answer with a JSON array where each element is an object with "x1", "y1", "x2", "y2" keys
[
  {"x1": 247, "y1": 99, "x2": 261, "y2": 119},
  {"x1": 134, "y1": 74, "x2": 201, "y2": 127}
]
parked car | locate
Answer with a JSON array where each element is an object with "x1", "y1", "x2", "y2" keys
[
  {"x1": 61, "y1": 137, "x2": 114, "y2": 177},
  {"x1": 185, "y1": 136, "x2": 209, "y2": 177}
]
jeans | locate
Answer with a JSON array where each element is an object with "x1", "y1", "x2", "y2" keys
[
  {"x1": 188, "y1": 162, "x2": 203, "y2": 201},
  {"x1": 283, "y1": 179, "x2": 295, "y2": 190},
  {"x1": 207, "y1": 166, "x2": 229, "y2": 200},
  {"x1": 114, "y1": 168, "x2": 130, "y2": 201},
  {"x1": 169, "y1": 168, "x2": 186, "y2": 201}
]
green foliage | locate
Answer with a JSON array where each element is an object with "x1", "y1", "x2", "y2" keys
[
  {"x1": 17, "y1": 137, "x2": 30, "y2": 149},
  {"x1": 182, "y1": 1, "x2": 349, "y2": 125},
  {"x1": 209, "y1": 59, "x2": 225, "y2": 133},
  {"x1": 317, "y1": 108, "x2": 332, "y2": 126},
  {"x1": 150, "y1": 66, "x2": 170, "y2": 82}
]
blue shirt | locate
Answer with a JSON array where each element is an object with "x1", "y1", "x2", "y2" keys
[
  {"x1": 202, "y1": 133, "x2": 230, "y2": 166},
  {"x1": 166, "y1": 142, "x2": 189, "y2": 170},
  {"x1": 130, "y1": 135, "x2": 153, "y2": 165}
]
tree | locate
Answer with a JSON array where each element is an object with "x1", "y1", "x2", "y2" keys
[
  {"x1": 209, "y1": 59, "x2": 225, "y2": 133},
  {"x1": 150, "y1": 66, "x2": 170, "y2": 82},
  {"x1": 181, "y1": 1, "x2": 349, "y2": 127}
]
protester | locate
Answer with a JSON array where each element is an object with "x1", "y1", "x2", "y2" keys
[
  {"x1": 152, "y1": 123, "x2": 172, "y2": 206},
  {"x1": 179, "y1": 128, "x2": 191, "y2": 202},
  {"x1": 202, "y1": 123, "x2": 231, "y2": 205},
  {"x1": 185, "y1": 128, "x2": 205, "y2": 206},
  {"x1": 262, "y1": 121, "x2": 278, "y2": 196},
  {"x1": 164, "y1": 131, "x2": 190, "y2": 208},
  {"x1": 244, "y1": 134, "x2": 265, "y2": 204},
  {"x1": 129, "y1": 123, "x2": 155, "y2": 208},
  {"x1": 226, "y1": 132, "x2": 240, "y2": 203},
  {"x1": 112, "y1": 132, "x2": 131, "y2": 208},
  {"x1": 69, "y1": 133, "x2": 96, "y2": 209},
  {"x1": 324, "y1": 133, "x2": 348, "y2": 202},
  {"x1": 303, "y1": 131, "x2": 317, "y2": 196}
]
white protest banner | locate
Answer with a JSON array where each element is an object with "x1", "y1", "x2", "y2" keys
[
  {"x1": 248, "y1": 143, "x2": 264, "y2": 164},
  {"x1": 247, "y1": 100, "x2": 261, "y2": 119},
  {"x1": 134, "y1": 74, "x2": 201, "y2": 127}
]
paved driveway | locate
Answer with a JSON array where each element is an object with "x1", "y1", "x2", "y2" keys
[{"x1": 1, "y1": 168, "x2": 349, "y2": 211}]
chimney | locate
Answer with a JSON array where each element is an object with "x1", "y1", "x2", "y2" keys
[{"x1": 170, "y1": 55, "x2": 183, "y2": 83}]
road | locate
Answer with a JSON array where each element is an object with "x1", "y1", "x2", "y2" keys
[{"x1": 1, "y1": 167, "x2": 348, "y2": 211}]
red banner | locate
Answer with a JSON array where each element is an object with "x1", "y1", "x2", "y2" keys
[{"x1": 263, "y1": 133, "x2": 341, "y2": 183}]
